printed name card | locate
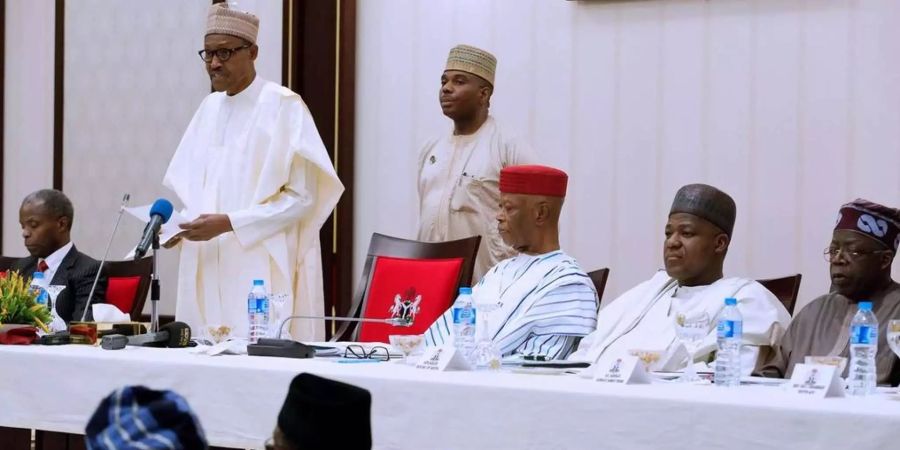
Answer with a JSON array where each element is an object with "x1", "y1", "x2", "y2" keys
[
  {"x1": 787, "y1": 363, "x2": 844, "y2": 398},
  {"x1": 415, "y1": 345, "x2": 472, "y2": 371},
  {"x1": 593, "y1": 355, "x2": 651, "y2": 384}
]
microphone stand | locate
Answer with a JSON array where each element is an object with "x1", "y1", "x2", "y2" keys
[
  {"x1": 150, "y1": 234, "x2": 161, "y2": 333},
  {"x1": 275, "y1": 315, "x2": 414, "y2": 339},
  {"x1": 80, "y1": 194, "x2": 130, "y2": 322}
]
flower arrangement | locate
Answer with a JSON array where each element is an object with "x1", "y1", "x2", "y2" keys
[{"x1": 0, "y1": 271, "x2": 51, "y2": 332}]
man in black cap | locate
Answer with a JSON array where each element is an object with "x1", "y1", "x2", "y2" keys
[
  {"x1": 569, "y1": 184, "x2": 790, "y2": 375},
  {"x1": 267, "y1": 373, "x2": 372, "y2": 450},
  {"x1": 759, "y1": 199, "x2": 900, "y2": 384}
]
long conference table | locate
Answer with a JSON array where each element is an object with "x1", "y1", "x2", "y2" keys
[{"x1": 2, "y1": 344, "x2": 900, "y2": 449}]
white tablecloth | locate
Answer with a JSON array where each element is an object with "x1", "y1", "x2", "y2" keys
[{"x1": 1, "y1": 345, "x2": 900, "y2": 449}]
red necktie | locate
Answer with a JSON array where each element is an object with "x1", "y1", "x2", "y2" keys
[{"x1": 38, "y1": 260, "x2": 49, "y2": 273}]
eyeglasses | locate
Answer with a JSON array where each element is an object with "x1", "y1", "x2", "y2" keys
[
  {"x1": 343, "y1": 344, "x2": 391, "y2": 361},
  {"x1": 197, "y1": 44, "x2": 250, "y2": 63},
  {"x1": 823, "y1": 246, "x2": 892, "y2": 262}
]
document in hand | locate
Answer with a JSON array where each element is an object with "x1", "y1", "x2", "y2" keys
[{"x1": 124, "y1": 204, "x2": 193, "y2": 248}]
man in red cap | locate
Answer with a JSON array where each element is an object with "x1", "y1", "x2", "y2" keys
[
  {"x1": 424, "y1": 165, "x2": 598, "y2": 360},
  {"x1": 760, "y1": 199, "x2": 900, "y2": 384},
  {"x1": 417, "y1": 45, "x2": 537, "y2": 282},
  {"x1": 569, "y1": 184, "x2": 790, "y2": 377}
]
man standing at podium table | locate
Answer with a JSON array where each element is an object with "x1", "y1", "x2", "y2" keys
[{"x1": 163, "y1": 4, "x2": 343, "y2": 340}]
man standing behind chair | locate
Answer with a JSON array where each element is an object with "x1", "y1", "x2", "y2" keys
[
  {"x1": 417, "y1": 45, "x2": 537, "y2": 282},
  {"x1": 568, "y1": 184, "x2": 790, "y2": 374},
  {"x1": 424, "y1": 165, "x2": 598, "y2": 360},
  {"x1": 163, "y1": 4, "x2": 343, "y2": 340},
  {"x1": 13, "y1": 189, "x2": 106, "y2": 323},
  {"x1": 759, "y1": 200, "x2": 900, "y2": 384}
]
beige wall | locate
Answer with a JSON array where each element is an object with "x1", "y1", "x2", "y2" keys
[
  {"x1": 3, "y1": 1, "x2": 56, "y2": 255},
  {"x1": 354, "y1": 0, "x2": 900, "y2": 314}
]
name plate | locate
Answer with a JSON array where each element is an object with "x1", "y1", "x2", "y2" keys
[
  {"x1": 787, "y1": 363, "x2": 844, "y2": 398},
  {"x1": 415, "y1": 345, "x2": 472, "y2": 371},
  {"x1": 593, "y1": 355, "x2": 650, "y2": 384}
]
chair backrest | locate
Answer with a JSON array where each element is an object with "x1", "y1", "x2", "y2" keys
[
  {"x1": 757, "y1": 274, "x2": 802, "y2": 316},
  {"x1": 356, "y1": 256, "x2": 465, "y2": 343},
  {"x1": 587, "y1": 268, "x2": 611, "y2": 307},
  {"x1": 334, "y1": 233, "x2": 481, "y2": 342},
  {"x1": 0, "y1": 256, "x2": 20, "y2": 272},
  {"x1": 103, "y1": 257, "x2": 153, "y2": 318}
]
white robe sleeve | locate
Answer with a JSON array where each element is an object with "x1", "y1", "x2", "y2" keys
[{"x1": 227, "y1": 156, "x2": 317, "y2": 249}]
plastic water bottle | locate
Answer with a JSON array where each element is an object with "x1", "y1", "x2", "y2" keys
[
  {"x1": 715, "y1": 297, "x2": 743, "y2": 387},
  {"x1": 451, "y1": 287, "x2": 476, "y2": 361},
  {"x1": 848, "y1": 301, "x2": 878, "y2": 396},
  {"x1": 30, "y1": 272, "x2": 50, "y2": 309},
  {"x1": 247, "y1": 279, "x2": 269, "y2": 343}
]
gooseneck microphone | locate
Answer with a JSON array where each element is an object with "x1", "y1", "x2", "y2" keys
[
  {"x1": 134, "y1": 199, "x2": 174, "y2": 260},
  {"x1": 101, "y1": 321, "x2": 192, "y2": 350},
  {"x1": 80, "y1": 193, "x2": 130, "y2": 322}
]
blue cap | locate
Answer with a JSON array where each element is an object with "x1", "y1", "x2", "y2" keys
[
  {"x1": 858, "y1": 301, "x2": 873, "y2": 311},
  {"x1": 724, "y1": 297, "x2": 737, "y2": 306},
  {"x1": 459, "y1": 287, "x2": 472, "y2": 295},
  {"x1": 253, "y1": 279, "x2": 264, "y2": 286},
  {"x1": 33, "y1": 272, "x2": 45, "y2": 279}
]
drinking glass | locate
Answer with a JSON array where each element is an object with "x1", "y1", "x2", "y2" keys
[
  {"x1": 888, "y1": 320, "x2": 900, "y2": 360},
  {"x1": 673, "y1": 311, "x2": 710, "y2": 382},
  {"x1": 389, "y1": 334, "x2": 425, "y2": 365}
]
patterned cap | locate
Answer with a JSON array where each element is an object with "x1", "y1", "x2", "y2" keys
[
  {"x1": 669, "y1": 184, "x2": 737, "y2": 236},
  {"x1": 445, "y1": 44, "x2": 497, "y2": 86},
  {"x1": 206, "y1": 3, "x2": 259, "y2": 44},
  {"x1": 500, "y1": 165, "x2": 568, "y2": 197},
  {"x1": 835, "y1": 199, "x2": 900, "y2": 251},
  {"x1": 85, "y1": 386, "x2": 207, "y2": 450}
]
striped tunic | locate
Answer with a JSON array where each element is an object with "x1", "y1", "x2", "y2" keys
[{"x1": 424, "y1": 250, "x2": 598, "y2": 359}]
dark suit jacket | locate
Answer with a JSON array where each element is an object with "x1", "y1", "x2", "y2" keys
[{"x1": 12, "y1": 245, "x2": 107, "y2": 323}]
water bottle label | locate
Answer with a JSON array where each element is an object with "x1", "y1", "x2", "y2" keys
[
  {"x1": 452, "y1": 307, "x2": 476, "y2": 325},
  {"x1": 717, "y1": 320, "x2": 742, "y2": 338},
  {"x1": 850, "y1": 325, "x2": 876, "y2": 345}
]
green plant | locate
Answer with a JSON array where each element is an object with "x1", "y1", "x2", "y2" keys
[{"x1": 0, "y1": 271, "x2": 51, "y2": 332}]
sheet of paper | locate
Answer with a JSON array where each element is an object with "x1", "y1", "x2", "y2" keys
[{"x1": 124, "y1": 204, "x2": 193, "y2": 247}]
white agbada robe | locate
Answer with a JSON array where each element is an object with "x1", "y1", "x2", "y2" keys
[
  {"x1": 424, "y1": 250, "x2": 598, "y2": 360},
  {"x1": 569, "y1": 271, "x2": 791, "y2": 376},
  {"x1": 417, "y1": 116, "x2": 537, "y2": 281},
  {"x1": 163, "y1": 76, "x2": 343, "y2": 341}
]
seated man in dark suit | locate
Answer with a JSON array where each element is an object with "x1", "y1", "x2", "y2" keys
[{"x1": 12, "y1": 189, "x2": 106, "y2": 323}]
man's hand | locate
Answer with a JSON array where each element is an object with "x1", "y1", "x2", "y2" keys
[{"x1": 178, "y1": 214, "x2": 233, "y2": 241}]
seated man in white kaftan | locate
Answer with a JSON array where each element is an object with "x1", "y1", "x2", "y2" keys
[
  {"x1": 424, "y1": 165, "x2": 598, "y2": 360},
  {"x1": 568, "y1": 184, "x2": 791, "y2": 375},
  {"x1": 162, "y1": 4, "x2": 343, "y2": 340}
]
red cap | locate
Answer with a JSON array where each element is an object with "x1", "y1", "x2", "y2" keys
[{"x1": 500, "y1": 165, "x2": 568, "y2": 197}]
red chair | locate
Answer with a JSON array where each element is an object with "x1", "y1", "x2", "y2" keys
[
  {"x1": 333, "y1": 233, "x2": 481, "y2": 342},
  {"x1": 103, "y1": 257, "x2": 153, "y2": 318},
  {"x1": 588, "y1": 268, "x2": 610, "y2": 307},
  {"x1": 757, "y1": 274, "x2": 802, "y2": 316}
]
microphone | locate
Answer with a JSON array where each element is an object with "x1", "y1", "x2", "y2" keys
[
  {"x1": 247, "y1": 315, "x2": 413, "y2": 359},
  {"x1": 100, "y1": 321, "x2": 192, "y2": 350},
  {"x1": 134, "y1": 198, "x2": 174, "y2": 259},
  {"x1": 80, "y1": 193, "x2": 130, "y2": 322},
  {"x1": 275, "y1": 315, "x2": 414, "y2": 339}
]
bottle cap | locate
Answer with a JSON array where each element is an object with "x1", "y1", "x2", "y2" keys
[
  {"x1": 858, "y1": 301, "x2": 873, "y2": 311},
  {"x1": 459, "y1": 287, "x2": 472, "y2": 295},
  {"x1": 724, "y1": 297, "x2": 737, "y2": 306},
  {"x1": 33, "y1": 272, "x2": 45, "y2": 279},
  {"x1": 253, "y1": 279, "x2": 264, "y2": 286}
]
